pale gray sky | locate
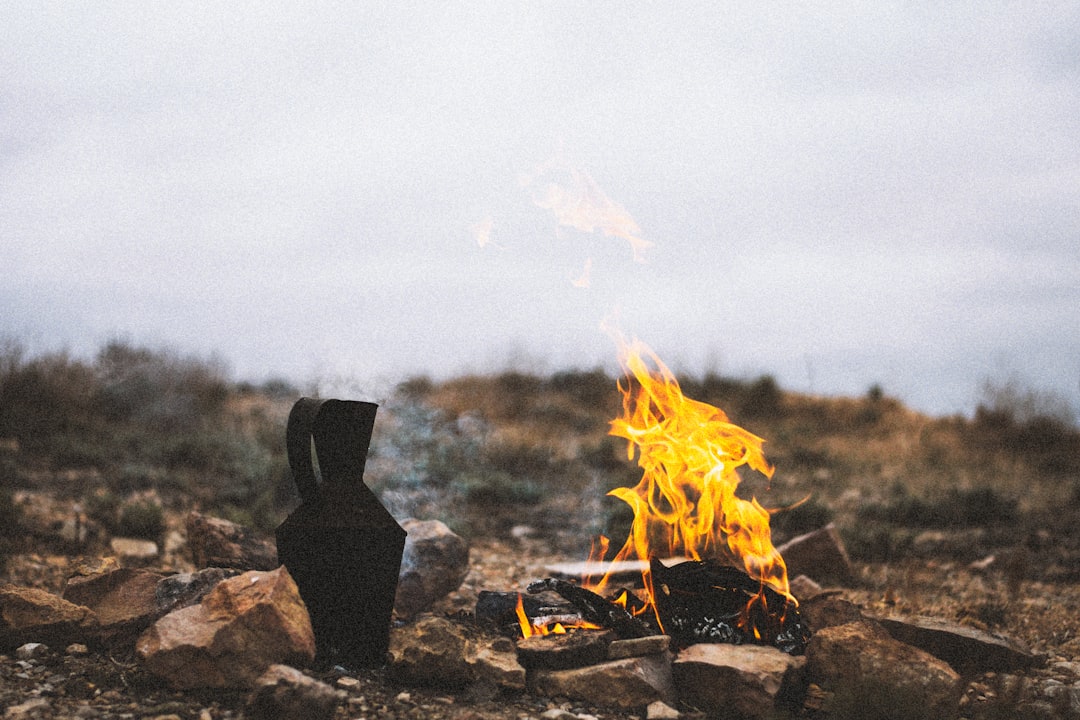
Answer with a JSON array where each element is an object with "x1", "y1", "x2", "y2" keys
[{"x1": 4, "y1": 2, "x2": 1079, "y2": 417}]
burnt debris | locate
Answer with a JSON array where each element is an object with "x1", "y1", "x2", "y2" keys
[
  {"x1": 479, "y1": 558, "x2": 811, "y2": 655},
  {"x1": 651, "y1": 558, "x2": 811, "y2": 654}
]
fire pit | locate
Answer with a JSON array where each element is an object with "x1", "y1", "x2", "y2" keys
[{"x1": 479, "y1": 338, "x2": 810, "y2": 655}]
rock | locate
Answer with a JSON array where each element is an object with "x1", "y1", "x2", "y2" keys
[
  {"x1": 805, "y1": 621, "x2": 962, "y2": 720},
  {"x1": 4, "y1": 697, "x2": 51, "y2": 719},
  {"x1": 154, "y1": 567, "x2": 242, "y2": 614},
  {"x1": 245, "y1": 664, "x2": 341, "y2": 720},
  {"x1": 0, "y1": 584, "x2": 98, "y2": 651},
  {"x1": 646, "y1": 700, "x2": 680, "y2": 719},
  {"x1": 62, "y1": 567, "x2": 165, "y2": 647},
  {"x1": 393, "y1": 519, "x2": 469, "y2": 617},
  {"x1": 671, "y1": 643, "x2": 806, "y2": 720},
  {"x1": 788, "y1": 574, "x2": 823, "y2": 600},
  {"x1": 65, "y1": 642, "x2": 89, "y2": 656},
  {"x1": 14, "y1": 642, "x2": 49, "y2": 660},
  {"x1": 875, "y1": 614, "x2": 1045, "y2": 674},
  {"x1": 608, "y1": 635, "x2": 671, "y2": 660},
  {"x1": 516, "y1": 629, "x2": 615, "y2": 669},
  {"x1": 388, "y1": 614, "x2": 525, "y2": 693},
  {"x1": 186, "y1": 511, "x2": 278, "y2": 571},
  {"x1": 776, "y1": 524, "x2": 853, "y2": 585},
  {"x1": 798, "y1": 593, "x2": 869, "y2": 632},
  {"x1": 527, "y1": 653, "x2": 674, "y2": 709},
  {"x1": 108, "y1": 537, "x2": 159, "y2": 563},
  {"x1": 135, "y1": 566, "x2": 315, "y2": 689}
]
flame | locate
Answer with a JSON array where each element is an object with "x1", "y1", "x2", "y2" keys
[{"x1": 587, "y1": 338, "x2": 794, "y2": 630}]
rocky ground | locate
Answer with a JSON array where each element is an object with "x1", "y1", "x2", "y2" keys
[{"x1": 4, "y1": 519, "x2": 1080, "y2": 720}]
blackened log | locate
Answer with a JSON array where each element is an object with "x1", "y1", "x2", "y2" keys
[
  {"x1": 526, "y1": 578, "x2": 651, "y2": 639},
  {"x1": 651, "y1": 558, "x2": 811, "y2": 654},
  {"x1": 475, "y1": 590, "x2": 579, "y2": 635}
]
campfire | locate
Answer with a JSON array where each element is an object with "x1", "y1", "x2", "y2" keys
[{"x1": 480, "y1": 339, "x2": 810, "y2": 654}]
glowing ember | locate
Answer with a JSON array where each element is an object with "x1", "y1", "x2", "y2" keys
[{"x1": 586, "y1": 338, "x2": 794, "y2": 636}]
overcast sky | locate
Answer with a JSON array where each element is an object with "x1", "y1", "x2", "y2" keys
[{"x1": 4, "y1": 2, "x2": 1079, "y2": 418}]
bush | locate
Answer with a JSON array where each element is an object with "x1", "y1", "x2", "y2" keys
[
  {"x1": 856, "y1": 484, "x2": 1017, "y2": 528},
  {"x1": 544, "y1": 368, "x2": 613, "y2": 408},
  {"x1": 451, "y1": 470, "x2": 544, "y2": 506},
  {"x1": 769, "y1": 497, "x2": 834, "y2": 540},
  {"x1": 116, "y1": 498, "x2": 165, "y2": 540}
]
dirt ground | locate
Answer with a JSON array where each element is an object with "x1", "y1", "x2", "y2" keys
[{"x1": 4, "y1": 526, "x2": 1080, "y2": 720}]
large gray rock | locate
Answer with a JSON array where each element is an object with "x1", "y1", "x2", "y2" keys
[
  {"x1": 393, "y1": 519, "x2": 469, "y2": 617},
  {"x1": 135, "y1": 566, "x2": 315, "y2": 689},
  {"x1": 246, "y1": 664, "x2": 342, "y2": 720},
  {"x1": 672, "y1": 643, "x2": 806, "y2": 720}
]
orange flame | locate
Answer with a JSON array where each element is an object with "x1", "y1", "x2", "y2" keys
[{"x1": 587, "y1": 338, "x2": 793, "y2": 628}]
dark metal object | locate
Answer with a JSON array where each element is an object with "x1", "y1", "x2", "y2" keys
[{"x1": 275, "y1": 398, "x2": 406, "y2": 669}]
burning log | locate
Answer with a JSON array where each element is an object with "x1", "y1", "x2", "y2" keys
[
  {"x1": 475, "y1": 590, "x2": 583, "y2": 636},
  {"x1": 526, "y1": 578, "x2": 651, "y2": 639},
  {"x1": 650, "y1": 559, "x2": 810, "y2": 655}
]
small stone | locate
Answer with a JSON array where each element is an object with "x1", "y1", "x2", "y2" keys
[
  {"x1": 66, "y1": 643, "x2": 90, "y2": 656},
  {"x1": 776, "y1": 524, "x2": 853, "y2": 585},
  {"x1": 335, "y1": 676, "x2": 360, "y2": 690},
  {"x1": 646, "y1": 699, "x2": 681, "y2": 718},
  {"x1": 393, "y1": 519, "x2": 470, "y2": 617},
  {"x1": 186, "y1": 511, "x2": 278, "y2": 571},
  {"x1": 396, "y1": 691, "x2": 412, "y2": 703},
  {"x1": 1052, "y1": 661, "x2": 1080, "y2": 679},
  {"x1": 540, "y1": 710, "x2": 576, "y2": 720},
  {"x1": 798, "y1": 594, "x2": 869, "y2": 632},
  {"x1": 789, "y1": 574, "x2": 823, "y2": 600},
  {"x1": 4, "y1": 697, "x2": 51, "y2": 719},
  {"x1": 109, "y1": 537, "x2": 159, "y2": 562},
  {"x1": 15, "y1": 642, "x2": 49, "y2": 660},
  {"x1": 245, "y1": 664, "x2": 340, "y2": 720}
]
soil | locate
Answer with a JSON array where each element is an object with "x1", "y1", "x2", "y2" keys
[{"x1": 4, "y1": 523, "x2": 1080, "y2": 720}]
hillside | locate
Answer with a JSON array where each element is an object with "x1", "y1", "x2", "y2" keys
[{"x1": 3, "y1": 342, "x2": 1079, "y2": 578}]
